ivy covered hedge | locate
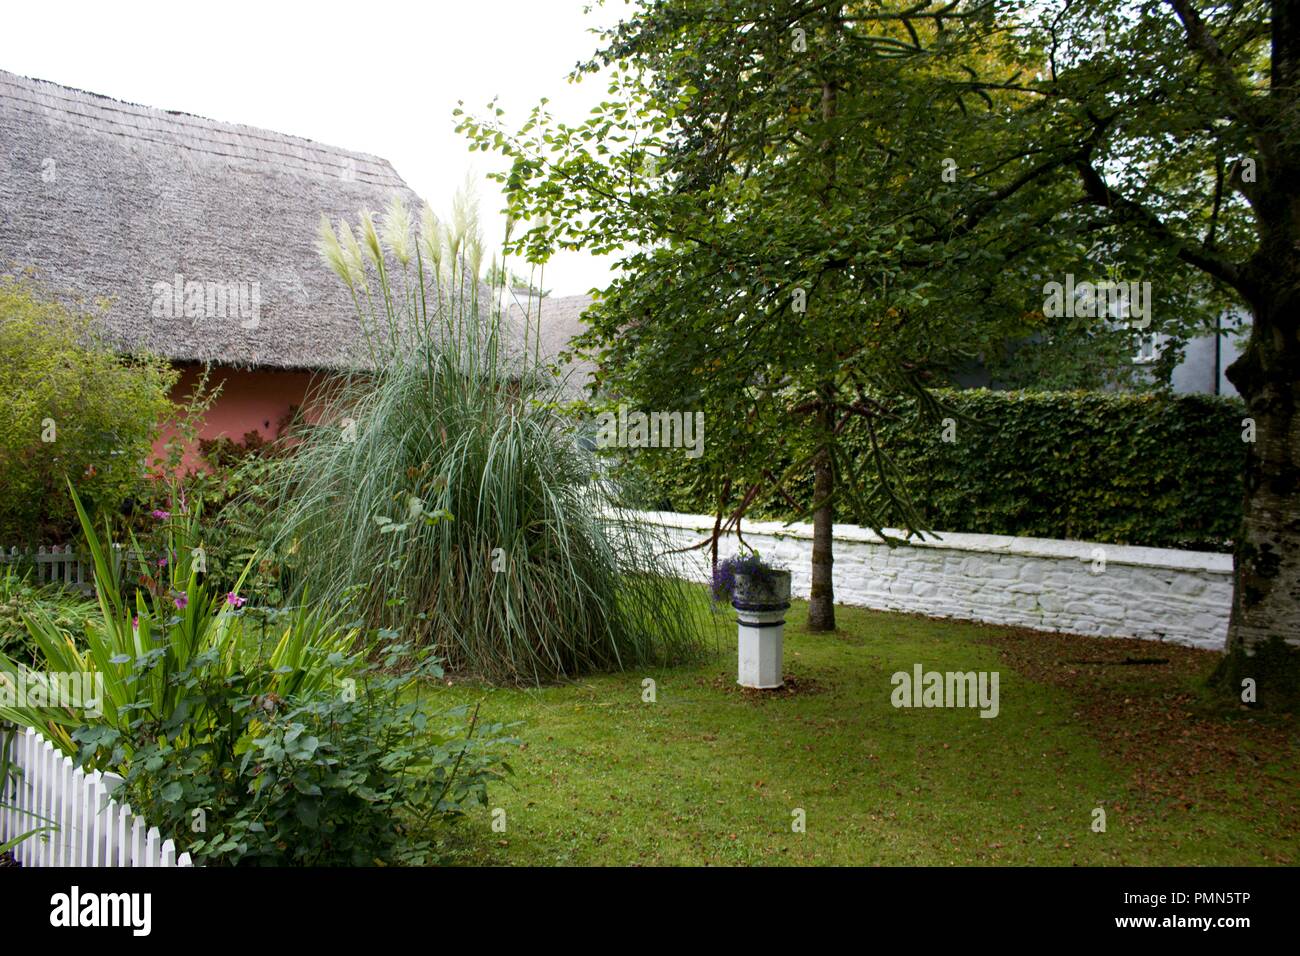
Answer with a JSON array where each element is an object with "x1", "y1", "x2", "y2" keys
[{"x1": 627, "y1": 390, "x2": 1246, "y2": 553}]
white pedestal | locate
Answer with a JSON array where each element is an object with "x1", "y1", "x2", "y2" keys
[{"x1": 736, "y1": 607, "x2": 786, "y2": 689}]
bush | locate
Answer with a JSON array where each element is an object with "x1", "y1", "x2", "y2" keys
[
  {"x1": 184, "y1": 425, "x2": 300, "y2": 606},
  {"x1": 0, "y1": 274, "x2": 176, "y2": 543},
  {"x1": 634, "y1": 389, "x2": 1245, "y2": 552},
  {"x1": 0, "y1": 487, "x2": 354, "y2": 762},
  {"x1": 75, "y1": 637, "x2": 514, "y2": 866},
  {"x1": 115, "y1": 380, "x2": 302, "y2": 608}
]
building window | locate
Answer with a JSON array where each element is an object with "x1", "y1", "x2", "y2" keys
[{"x1": 1133, "y1": 333, "x2": 1160, "y2": 365}]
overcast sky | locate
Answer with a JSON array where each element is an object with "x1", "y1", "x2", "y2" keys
[{"x1": 0, "y1": 0, "x2": 626, "y2": 295}]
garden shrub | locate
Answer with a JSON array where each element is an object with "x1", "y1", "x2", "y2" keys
[
  {"x1": 0, "y1": 274, "x2": 176, "y2": 543},
  {"x1": 0, "y1": 487, "x2": 356, "y2": 761},
  {"x1": 121, "y1": 390, "x2": 303, "y2": 608},
  {"x1": 185, "y1": 424, "x2": 300, "y2": 606},
  {"x1": 631, "y1": 389, "x2": 1245, "y2": 552},
  {"x1": 74, "y1": 637, "x2": 515, "y2": 866}
]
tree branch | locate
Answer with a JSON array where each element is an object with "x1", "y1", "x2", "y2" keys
[
  {"x1": 1164, "y1": 0, "x2": 1270, "y2": 141},
  {"x1": 1075, "y1": 157, "x2": 1248, "y2": 294}
]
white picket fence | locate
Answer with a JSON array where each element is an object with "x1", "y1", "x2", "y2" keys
[
  {"x1": 0, "y1": 725, "x2": 192, "y2": 867},
  {"x1": 1, "y1": 545, "x2": 94, "y2": 591},
  {"x1": 0, "y1": 543, "x2": 160, "y2": 594}
]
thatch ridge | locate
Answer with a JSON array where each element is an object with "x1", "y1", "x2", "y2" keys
[{"x1": 2, "y1": 73, "x2": 406, "y2": 185}]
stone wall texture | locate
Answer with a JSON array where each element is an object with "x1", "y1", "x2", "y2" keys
[{"x1": 636, "y1": 512, "x2": 1233, "y2": 651}]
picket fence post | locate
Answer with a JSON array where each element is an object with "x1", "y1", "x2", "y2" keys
[
  {"x1": 0, "y1": 541, "x2": 116, "y2": 595},
  {"x1": 0, "y1": 725, "x2": 193, "y2": 867}
]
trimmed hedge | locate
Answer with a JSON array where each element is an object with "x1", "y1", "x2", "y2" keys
[{"x1": 633, "y1": 390, "x2": 1246, "y2": 553}]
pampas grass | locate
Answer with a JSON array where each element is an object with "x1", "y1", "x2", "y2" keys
[{"x1": 283, "y1": 188, "x2": 715, "y2": 684}]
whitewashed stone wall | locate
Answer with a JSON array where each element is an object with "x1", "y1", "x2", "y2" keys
[{"x1": 636, "y1": 511, "x2": 1233, "y2": 651}]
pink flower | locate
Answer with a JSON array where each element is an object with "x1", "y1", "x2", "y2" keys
[
  {"x1": 174, "y1": 594, "x2": 187, "y2": 610},
  {"x1": 151, "y1": 509, "x2": 171, "y2": 520},
  {"x1": 156, "y1": 557, "x2": 168, "y2": 568},
  {"x1": 132, "y1": 616, "x2": 139, "y2": 630},
  {"x1": 226, "y1": 592, "x2": 246, "y2": 609}
]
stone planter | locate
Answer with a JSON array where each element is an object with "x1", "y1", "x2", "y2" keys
[
  {"x1": 732, "y1": 570, "x2": 792, "y2": 610},
  {"x1": 732, "y1": 570, "x2": 791, "y2": 689}
]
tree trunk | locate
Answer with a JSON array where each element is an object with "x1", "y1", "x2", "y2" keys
[
  {"x1": 1224, "y1": 289, "x2": 1300, "y2": 654},
  {"x1": 808, "y1": 401, "x2": 836, "y2": 631},
  {"x1": 807, "y1": 16, "x2": 842, "y2": 634}
]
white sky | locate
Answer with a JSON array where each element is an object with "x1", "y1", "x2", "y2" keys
[{"x1": 0, "y1": 0, "x2": 627, "y2": 296}]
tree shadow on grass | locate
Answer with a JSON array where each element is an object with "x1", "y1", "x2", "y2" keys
[{"x1": 978, "y1": 628, "x2": 1299, "y2": 864}]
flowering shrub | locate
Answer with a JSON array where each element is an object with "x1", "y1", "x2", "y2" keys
[
  {"x1": 75, "y1": 635, "x2": 516, "y2": 866},
  {"x1": 0, "y1": 486, "x2": 349, "y2": 762},
  {"x1": 5, "y1": 488, "x2": 516, "y2": 867},
  {"x1": 124, "y1": 395, "x2": 301, "y2": 608},
  {"x1": 710, "y1": 551, "x2": 785, "y2": 604}
]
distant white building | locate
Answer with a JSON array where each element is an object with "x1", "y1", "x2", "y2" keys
[{"x1": 1160, "y1": 309, "x2": 1251, "y2": 397}]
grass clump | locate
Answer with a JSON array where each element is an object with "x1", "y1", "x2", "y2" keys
[{"x1": 274, "y1": 193, "x2": 716, "y2": 685}]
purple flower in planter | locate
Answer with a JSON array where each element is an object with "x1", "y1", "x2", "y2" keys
[
  {"x1": 174, "y1": 594, "x2": 188, "y2": 610},
  {"x1": 711, "y1": 551, "x2": 781, "y2": 603},
  {"x1": 151, "y1": 509, "x2": 171, "y2": 520},
  {"x1": 157, "y1": 557, "x2": 168, "y2": 568},
  {"x1": 226, "y1": 592, "x2": 246, "y2": 609},
  {"x1": 710, "y1": 562, "x2": 737, "y2": 604}
]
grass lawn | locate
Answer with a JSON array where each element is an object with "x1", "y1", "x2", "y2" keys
[{"x1": 430, "y1": 598, "x2": 1299, "y2": 866}]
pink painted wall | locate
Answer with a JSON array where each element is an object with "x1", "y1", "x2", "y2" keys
[{"x1": 153, "y1": 365, "x2": 337, "y2": 474}]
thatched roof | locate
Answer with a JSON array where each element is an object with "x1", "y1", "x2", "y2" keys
[
  {"x1": 0, "y1": 68, "x2": 421, "y2": 370},
  {"x1": 502, "y1": 292, "x2": 595, "y2": 394}
]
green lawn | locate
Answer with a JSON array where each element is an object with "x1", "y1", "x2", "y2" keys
[{"x1": 430, "y1": 600, "x2": 1299, "y2": 866}]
